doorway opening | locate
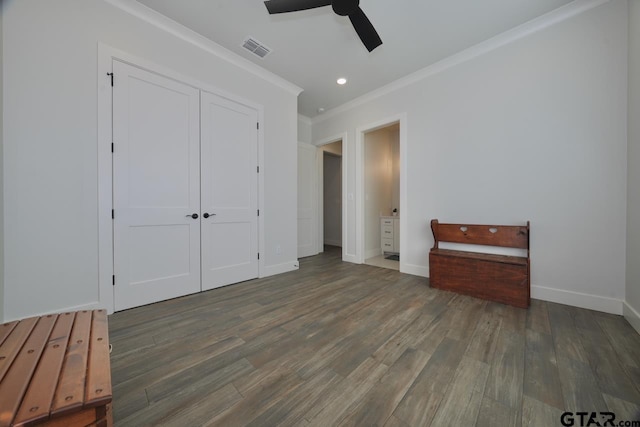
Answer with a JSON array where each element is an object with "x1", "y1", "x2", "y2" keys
[
  {"x1": 319, "y1": 139, "x2": 343, "y2": 256},
  {"x1": 363, "y1": 122, "x2": 400, "y2": 271}
]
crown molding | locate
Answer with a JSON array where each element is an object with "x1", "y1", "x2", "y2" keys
[
  {"x1": 102, "y1": 0, "x2": 303, "y2": 96},
  {"x1": 312, "y1": 0, "x2": 611, "y2": 125}
]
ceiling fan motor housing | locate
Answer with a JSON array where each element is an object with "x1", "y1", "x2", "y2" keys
[{"x1": 332, "y1": 0, "x2": 359, "y2": 16}]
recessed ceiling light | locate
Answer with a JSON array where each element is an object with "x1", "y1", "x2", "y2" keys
[
  {"x1": 337, "y1": 78, "x2": 347, "y2": 85},
  {"x1": 317, "y1": 107, "x2": 325, "y2": 113}
]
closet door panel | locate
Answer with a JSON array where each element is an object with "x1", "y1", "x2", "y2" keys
[
  {"x1": 112, "y1": 60, "x2": 201, "y2": 311},
  {"x1": 201, "y1": 92, "x2": 259, "y2": 290}
]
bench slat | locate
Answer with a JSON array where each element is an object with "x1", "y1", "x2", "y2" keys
[
  {"x1": 14, "y1": 312, "x2": 76, "y2": 426},
  {"x1": 0, "y1": 315, "x2": 57, "y2": 427},
  {"x1": 0, "y1": 321, "x2": 18, "y2": 347},
  {"x1": 51, "y1": 310, "x2": 92, "y2": 416},
  {"x1": 430, "y1": 249, "x2": 528, "y2": 266},
  {"x1": 0, "y1": 317, "x2": 38, "y2": 384},
  {"x1": 85, "y1": 309, "x2": 112, "y2": 408}
]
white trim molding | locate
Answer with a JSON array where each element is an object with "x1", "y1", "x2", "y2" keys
[
  {"x1": 102, "y1": 0, "x2": 302, "y2": 96},
  {"x1": 404, "y1": 264, "x2": 429, "y2": 278},
  {"x1": 314, "y1": 133, "x2": 350, "y2": 261},
  {"x1": 355, "y1": 114, "x2": 407, "y2": 270},
  {"x1": 262, "y1": 261, "x2": 300, "y2": 278},
  {"x1": 531, "y1": 285, "x2": 624, "y2": 315},
  {"x1": 624, "y1": 301, "x2": 640, "y2": 335},
  {"x1": 312, "y1": 0, "x2": 612, "y2": 124},
  {"x1": 3, "y1": 301, "x2": 104, "y2": 324}
]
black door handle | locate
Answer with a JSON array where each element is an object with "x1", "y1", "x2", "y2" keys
[
  {"x1": 186, "y1": 213, "x2": 198, "y2": 219},
  {"x1": 203, "y1": 213, "x2": 216, "y2": 218}
]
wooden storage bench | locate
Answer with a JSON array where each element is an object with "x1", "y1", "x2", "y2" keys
[
  {"x1": 429, "y1": 219, "x2": 530, "y2": 308},
  {"x1": 0, "y1": 310, "x2": 112, "y2": 427}
]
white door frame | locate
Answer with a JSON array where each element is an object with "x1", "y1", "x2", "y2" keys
[
  {"x1": 355, "y1": 114, "x2": 408, "y2": 270},
  {"x1": 97, "y1": 44, "x2": 265, "y2": 314},
  {"x1": 297, "y1": 142, "x2": 319, "y2": 258},
  {"x1": 315, "y1": 133, "x2": 348, "y2": 259}
]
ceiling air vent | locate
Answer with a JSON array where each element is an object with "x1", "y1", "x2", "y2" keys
[{"x1": 242, "y1": 37, "x2": 271, "y2": 59}]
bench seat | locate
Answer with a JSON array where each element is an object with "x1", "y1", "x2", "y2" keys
[{"x1": 429, "y1": 220, "x2": 530, "y2": 308}]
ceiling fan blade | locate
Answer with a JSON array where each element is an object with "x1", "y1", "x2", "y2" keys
[
  {"x1": 348, "y1": 7, "x2": 382, "y2": 52},
  {"x1": 264, "y1": 0, "x2": 332, "y2": 14}
]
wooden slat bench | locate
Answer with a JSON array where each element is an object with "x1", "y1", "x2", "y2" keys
[
  {"x1": 0, "y1": 310, "x2": 112, "y2": 427},
  {"x1": 429, "y1": 219, "x2": 530, "y2": 308}
]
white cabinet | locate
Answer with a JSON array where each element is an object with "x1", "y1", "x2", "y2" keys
[{"x1": 381, "y1": 216, "x2": 399, "y2": 254}]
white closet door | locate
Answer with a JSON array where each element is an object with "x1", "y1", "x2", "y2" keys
[
  {"x1": 201, "y1": 92, "x2": 259, "y2": 291},
  {"x1": 113, "y1": 61, "x2": 201, "y2": 311}
]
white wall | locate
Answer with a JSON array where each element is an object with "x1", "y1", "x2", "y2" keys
[
  {"x1": 3, "y1": 0, "x2": 299, "y2": 320},
  {"x1": 313, "y1": 0, "x2": 628, "y2": 314},
  {"x1": 323, "y1": 153, "x2": 342, "y2": 247},
  {"x1": 364, "y1": 128, "x2": 394, "y2": 258},
  {"x1": 0, "y1": 4, "x2": 4, "y2": 322},
  {"x1": 626, "y1": 0, "x2": 640, "y2": 331}
]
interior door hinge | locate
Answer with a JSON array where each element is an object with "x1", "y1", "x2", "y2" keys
[
  {"x1": 107, "y1": 72, "x2": 114, "y2": 87},
  {"x1": 257, "y1": 165, "x2": 259, "y2": 173},
  {"x1": 257, "y1": 209, "x2": 260, "y2": 217},
  {"x1": 257, "y1": 253, "x2": 260, "y2": 260},
  {"x1": 257, "y1": 122, "x2": 259, "y2": 130},
  {"x1": 112, "y1": 275, "x2": 115, "y2": 286},
  {"x1": 111, "y1": 209, "x2": 114, "y2": 219},
  {"x1": 111, "y1": 142, "x2": 114, "y2": 153}
]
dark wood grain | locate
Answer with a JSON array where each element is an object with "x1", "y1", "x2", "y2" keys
[
  {"x1": 107, "y1": 246, "x2": 640, "y2": 427},
  {"x1": 430, "y1": 219, "x2": 529, "y2": 249},
  {"x1": 429, "y1": 219, "x2": 530, "y2": 308}
]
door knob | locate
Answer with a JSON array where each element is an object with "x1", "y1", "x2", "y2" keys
[
  {"x1": 186, "y1": 213, "x2": 198, "y2": 219},
  {"x1": 203, "y1": 213, "x2": 216, "y2": 218}
]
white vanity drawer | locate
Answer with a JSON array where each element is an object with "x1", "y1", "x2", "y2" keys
[
  {"x1": 381, "y1": 224, "x2": 394, "y2": 237},
  {"x1": 382, "y1": 238, "x2": 394, "y2": 251},
  {"x1": 381, "y1": 218, "x2": 393, "y2": 226}
]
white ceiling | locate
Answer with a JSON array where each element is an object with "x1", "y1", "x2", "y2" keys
[{"x1": 135, "y1": 0, "x2": 575, "y2": 118}]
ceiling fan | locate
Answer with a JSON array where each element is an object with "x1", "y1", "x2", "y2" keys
[{"x1": 264, "y1": 0, "x2": 382, "y2": 52}]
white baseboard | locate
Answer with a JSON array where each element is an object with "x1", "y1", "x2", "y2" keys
[
  {"x1": 261, "y1": 260, "x2": 300, "y2": 278},
  {"x1": 401, "y1": 263, "x2": 429, "y2": 278},
  {"x1": 324, "y1": 239, "x2": 342, "y2": 247},
  {"x1": 531, "y1": 285, "x2": 623, "y2": 315},
  {"x1": 624, "y1": 301, "x2": 640, "y2": 335},
  {"x1": 4, "y1": 301, "x2": 106, "y2": 323},
  {"x1": 365, "y1": 248, "x2": 382, "y2": 260},
  {"x1": 343, "y1": 254, "x2": 359, "y2": 264}
]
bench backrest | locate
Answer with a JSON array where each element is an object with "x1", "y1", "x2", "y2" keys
[{"x1": 431, "y1": 219, "x2": 529, "y2": 251}]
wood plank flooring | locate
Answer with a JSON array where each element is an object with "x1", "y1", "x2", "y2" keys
[{"x1": 109, "y1": 246, "x2": 640, "y2": 426}]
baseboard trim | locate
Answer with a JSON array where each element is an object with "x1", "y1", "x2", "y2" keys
[
  {"x1": 624, "y1": 301, "x2": 640, "y2": 335},
  {"x1": 5, "y1": 301, "x2": 105, "y2": 323},
  {"x1": 261, "y1": 260, "x2": 299, "y2": 278},
  {"x1": 531, "y1": 285, "x2": 623, "y2": 315},
  {"x1": 343, "y1": 253, "x2": 359, "y2": 264},
  {"x1": 401, "y1": 263, "x2": 429, "y2": 278}
]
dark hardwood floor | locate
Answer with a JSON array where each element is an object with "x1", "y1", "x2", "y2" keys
[{"x1": 109, "y1": 246, "x2": 640, "y2": 426}]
